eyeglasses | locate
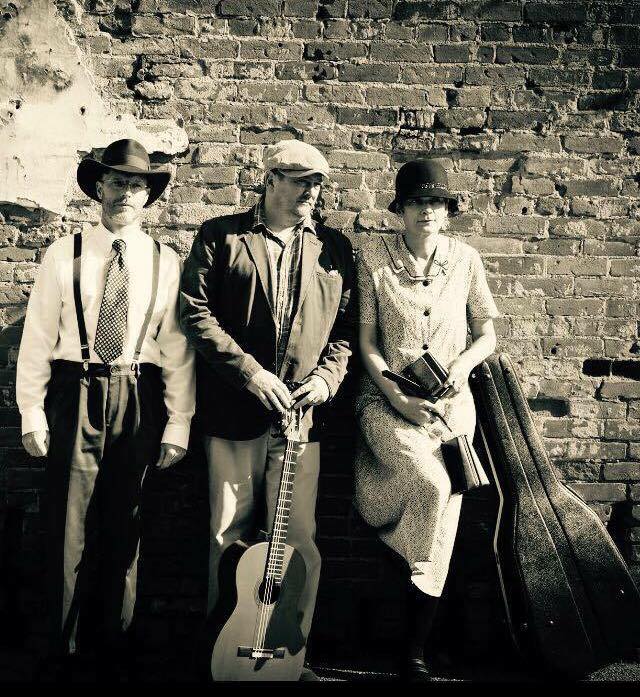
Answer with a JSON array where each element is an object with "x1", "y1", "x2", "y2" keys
[{"x1": 102, "y1": 176, "x2": 149, "y2": 193}]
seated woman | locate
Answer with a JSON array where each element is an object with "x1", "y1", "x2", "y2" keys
[{"x1": 354, "y1": 159, "x2": 499, "y2": 681}]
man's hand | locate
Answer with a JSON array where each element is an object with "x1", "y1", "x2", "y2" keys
[
  {"x1": 23, "y1": 430, "x2": 50, "y2": 457},
  {"x1": 246, "y1": 369, "x2": 292, "y2": 414},
  {"x1": 156, "y1": 443, "x2": 187, "y2": 470},
  {"x1": 290, "y1": 376, "x2": 330, "y2": 410}
]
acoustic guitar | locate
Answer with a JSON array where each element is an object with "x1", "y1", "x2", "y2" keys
[{"x1": 210, "y1": 407, "x2": 307, "y2": 681}]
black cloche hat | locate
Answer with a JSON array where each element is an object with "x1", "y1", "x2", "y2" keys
[
  {"x1": 77, "y1": 138, "x2": 171, "y2": 207},
  {"x1": 388, "y1": 159, "x2": 458, "y2": 214}
]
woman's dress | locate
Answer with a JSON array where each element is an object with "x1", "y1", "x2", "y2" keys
[{"x1": 355, "y1": 233, "x2": 500, "y2": 596}]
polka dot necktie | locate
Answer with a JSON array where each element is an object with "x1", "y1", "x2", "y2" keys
[{"x1": 94, "y1": 238, "x2": 129, "y2": 364}]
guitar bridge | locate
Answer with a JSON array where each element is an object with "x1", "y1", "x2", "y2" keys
[{"x1": 237, "y1": 646, "x2": 285, "y2": 660}]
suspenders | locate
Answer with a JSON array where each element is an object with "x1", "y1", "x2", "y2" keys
[{"x1": 72, "y1": 232, "x2": 161, "y2": 377}]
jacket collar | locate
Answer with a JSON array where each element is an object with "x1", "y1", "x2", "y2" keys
[{"x1": 250, "y1": 196, "x2": 317, "y2": 236}]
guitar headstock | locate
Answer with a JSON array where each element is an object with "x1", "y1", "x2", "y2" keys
[{"x1": 280, "y1": 407, "x2": 303, "y2": 443}]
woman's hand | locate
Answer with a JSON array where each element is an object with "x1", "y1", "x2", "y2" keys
[
  {"x1": 444, "y1": 355, "x2": 473, "y2": 394},
  {"x1": 389, "y1": 393, "x2": 443, "y2": 427}
]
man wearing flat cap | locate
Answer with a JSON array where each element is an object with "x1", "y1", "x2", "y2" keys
[
  {"x1": 16, "y1": 138, "x2": 195, "y2": 675},
  {"x1": 180, "y1": 139, "x2": 355, "y2": 676}
]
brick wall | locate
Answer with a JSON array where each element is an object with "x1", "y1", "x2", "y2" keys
[{"x1": 1, "y1": 0, "x2": 640, "y2": 673}]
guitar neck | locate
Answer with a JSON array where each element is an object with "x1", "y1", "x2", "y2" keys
[{"x1": 265, "y1": 438, "x2": 298, "y2": 583}]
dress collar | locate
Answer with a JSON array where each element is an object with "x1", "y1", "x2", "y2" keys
[{"x1": 382, "y1": 233, "x2": 450, "y2": 280}]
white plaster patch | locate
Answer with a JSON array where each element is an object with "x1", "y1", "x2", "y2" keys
[{"x1": 0, "y1": 0, "x2": 188, "y2": 214}]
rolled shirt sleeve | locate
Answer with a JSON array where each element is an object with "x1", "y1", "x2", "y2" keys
[
  {"x1": 157, "y1": 255, "x2": 196, "y2": 450},
  {"x1": 16, "y1": 243, "x2": 62, "y2": 435},
  {"x1": 467, "y1": 249, "x2": 501, "y2": 321}
]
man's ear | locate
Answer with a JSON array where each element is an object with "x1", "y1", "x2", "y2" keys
[{"x1": 95, "y1": 180, "x2": 104, "y2": 201}]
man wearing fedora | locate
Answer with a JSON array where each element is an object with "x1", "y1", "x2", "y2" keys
[
  {"x1": 180, "y1": 139, "x2": 355, "y2": 678},
  {"x1": 16, "y1": 139, "x2": 195, "y2": 675}
]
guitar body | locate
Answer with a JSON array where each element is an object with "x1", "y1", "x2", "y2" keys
[
  {"x1": 472, "y1": 354, "x2": 640, "y2": 676},
  {"x1": 210, "y1": 540, "x2": 307, "y2": 681}
]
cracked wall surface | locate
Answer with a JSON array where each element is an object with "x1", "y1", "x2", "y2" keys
[{"x1": 0, "y1": 0, "x2": 187, "y2": 214}]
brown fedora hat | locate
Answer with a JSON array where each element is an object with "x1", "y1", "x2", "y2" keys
[{"x1": 77, "y1": 139, "x2": 171, "y2": 207}]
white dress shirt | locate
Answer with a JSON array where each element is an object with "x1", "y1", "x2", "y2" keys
[{"x1": 16, "y1": 223, "x2": 196, "y2": 450}]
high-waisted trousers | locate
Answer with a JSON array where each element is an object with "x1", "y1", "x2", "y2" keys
[{"x1": 43, "y1": 360, "x2": 165, "y2": 656}]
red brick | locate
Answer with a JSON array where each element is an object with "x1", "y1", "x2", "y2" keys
[
  {"x1": 400, "y1": 65, "x2": 464, "y2": 84},
  {"x1": 600, "y1": 382, "x2": 640, "y2": 399},
  {"x1": 610, "y1": 26, "x2": 640, "y2": 46},
  {"x1": 610, "y1": 259, "x2": 640, "y2": 277},
  {"x1": 543, "y1": 337, "x2": 605, "y2": 359},
  {"x1": 604, "y1": 462, "x2": 640, "y2": 482},
  {"x1": 546, "y1": 298, "x2": 604, "y2": 317},
  {"x1": 237, "y1": 82, "x2": 299, "y2": 103},
  {"x1": 132, "y1": 14, "x2": 197, "y2": 36},
  {"x1": 497, "y1": 133, "x2": 562, "y2": 153},
  {"x1": 604, "y1": 421, "x2": 640, "y2": 440},
  {"x1": 240, "y1": 39, "x2": 303, "y2": 60},
  {"x1": 434, "y1": 44, "x2": 472, "y2": 63},
  {"x1": 335, "y1": 107, "x2": 398, "y2": 126},
  {"x1": 547, "y1": 257, "x2": 608, "y2": 277},
  {"x1": 365, "y1": 86, "x2": 432, "y2": 108},
  {"x1": 465, "y1": 65, "x2": 526, "y2": 86},
  {"x1": 606, "y1": 299, "x2": 639, "y2": 318},
  {"x1": 569, "y1": 482, "x2": 627, "y2": 502},
  {"x1": 575, "y1": 278, "x2": 634, "y2": 298},
  {"x1": 304, "y1": 41, "x2": 367, "y2": 61},
  {"x1": 563, "y1": 179, "x2": 620, "y2": 197},
  {"x1": 528, "y1": 67, "x2": 590, "y2": 88},
  {"x1": 283, "y1": 0, "x2": 318, "y2": 16},
  {"x1": 347, "y1": 0, "x2": 393, "y2": 17},
  {"x1": 370, "y1": 42, "x2": 433, "y2": 63},
  {"x1": 525, "y1": 2, "x2": 587, "y2": 24},
  {"x1": 220, "y1": 0, "x2": 280, "y2": 15},
  {"x1": 485, "y1": 215, "x2": 548, "y2": 238},
  {"x1": 483, "y1": 256, "x2": 544, "y2": 275},
  {"x1": 564, "y1": 135, "x2": 624, "y2": 154},
  {"x1": 495, "y1": 46, "x2": 559, "y2": 65},
  {"x1": 328, "y1": 150, "x2": 389, "y2": 170},
  {"x1": 393, "y1": 1, "x2": 454, "y2": 21},
  {"x1": 435, "y1": 108, "x2": 486, "y2": 129},
  {"x1": 564, "y1": 440, "x2": 627, "y2": 462},
  {"x1": 339, "y1": 63, "x2": 400, "y2": 82}
]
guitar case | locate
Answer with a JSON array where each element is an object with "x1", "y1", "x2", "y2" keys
[{"x1": 470, "y1": 353, "x2": 640, "y2": 677}]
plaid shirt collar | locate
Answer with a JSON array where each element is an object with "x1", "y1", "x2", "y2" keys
[{"x1": 251, "y1": 196, "x2": 317, "y2": 236}]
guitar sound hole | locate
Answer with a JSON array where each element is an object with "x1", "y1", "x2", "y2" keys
[{"x1": 258, "y1": 579, "x2": 281, "y2": 605}]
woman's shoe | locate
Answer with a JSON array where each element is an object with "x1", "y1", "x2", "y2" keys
[{"x1": 405, "y1": 657, "x2": 432, "y2": 682}]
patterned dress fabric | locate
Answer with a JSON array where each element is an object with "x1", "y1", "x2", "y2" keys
[
  {"x1": 94, "y1": 238, "x2": 129, "y2": 364},
  {"x1": 354, "y1": 233, "x2": 500, "y2": 596}
]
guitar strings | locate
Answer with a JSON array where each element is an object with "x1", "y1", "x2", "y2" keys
[
  {"x1": 254, "y1": 443, "x2": 294, "y2": 653},
  {"x1": 252, "y1": 428, "x2": 298, "y2": 655},
  {"x1": 256, "y1": 443, "x2": 294, "y2": 651}
]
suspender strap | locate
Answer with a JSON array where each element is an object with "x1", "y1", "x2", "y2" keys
[
  {"x1": 72, "y1": 233, "x2": 90, "y2": 371},
  {"x1": 132, "y1": 240, "x2": 161, "y2": 371}
]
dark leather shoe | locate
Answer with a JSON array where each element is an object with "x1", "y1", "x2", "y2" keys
[{"x1": 406, "y1": 658, "x2": 432, "y2": 682}]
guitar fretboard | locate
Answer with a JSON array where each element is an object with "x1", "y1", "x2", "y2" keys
[{"x1": 265, "y1": 439, "x2": 297, "y2": 582}]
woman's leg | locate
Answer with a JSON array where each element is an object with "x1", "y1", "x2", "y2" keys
[{"x1": 406, "y1": 582, "x2": 439, "y2": 661}]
